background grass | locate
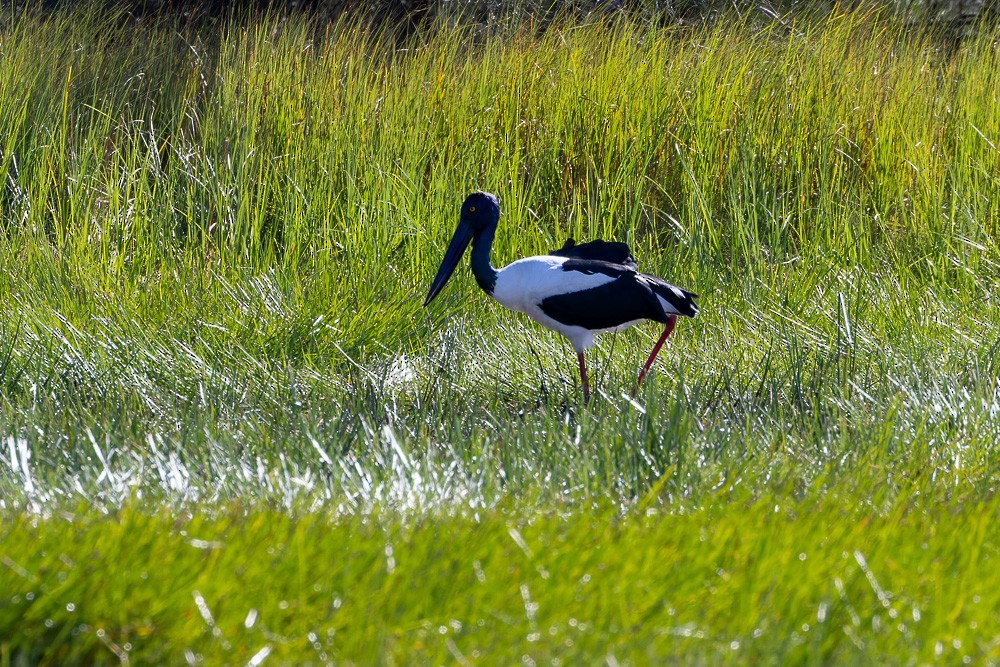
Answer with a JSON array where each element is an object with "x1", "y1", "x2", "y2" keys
[{"x1": 1, "y1": 5, "x2": 998, "y2": 664}]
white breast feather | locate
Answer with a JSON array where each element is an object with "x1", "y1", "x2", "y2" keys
[{"x1": 491, "y1": 256, "x2": 615, "y2": 311}]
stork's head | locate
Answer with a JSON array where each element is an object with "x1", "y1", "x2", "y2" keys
[
  {"x1": 458, "y1": 191, "x2": 500, "y2": 232},
  {"x1": 424, "y1": 191, "x2": 500, "y2": 306}
]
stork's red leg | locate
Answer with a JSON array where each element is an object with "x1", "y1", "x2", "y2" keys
[
  {"x1": 578, "y1": 351, "x2": 590, "y2": 403},
  {"x1": 634, "y1": 315, "x2": 677, "y2": 396}
]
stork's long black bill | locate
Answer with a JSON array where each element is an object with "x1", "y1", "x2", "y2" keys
[{"x1": 424, "y1": 222, "x2": 474, "y2": 306}]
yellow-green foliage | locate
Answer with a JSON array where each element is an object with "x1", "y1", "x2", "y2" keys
[{"x1": 3, "y1": 493, "x2": 999, "y2": 665}]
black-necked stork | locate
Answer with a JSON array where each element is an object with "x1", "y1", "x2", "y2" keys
[{"x1": 424, "y1": 191, "x2": 698, "y2": 402}]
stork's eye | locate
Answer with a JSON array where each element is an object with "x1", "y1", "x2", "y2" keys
[{"x1": 468, "y1": 206, "x2": 476, "y2": 213}]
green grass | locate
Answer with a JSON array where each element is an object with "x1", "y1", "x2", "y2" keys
[
  {"x1": 1, "y1": 5, "x2": 999, "y2": 664},
  {"x1": 2, "y1": 493, "x2": 998, "y2": 664}
]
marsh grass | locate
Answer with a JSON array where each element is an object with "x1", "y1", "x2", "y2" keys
[{"x1": 0, "y1": 5, "x2": 998, "y2": 663}]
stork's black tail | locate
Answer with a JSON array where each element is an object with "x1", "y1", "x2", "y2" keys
[{"x1": 642, "y1": 274, "x2": 699, "y2": 319}]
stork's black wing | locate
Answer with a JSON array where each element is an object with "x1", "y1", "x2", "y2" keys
[
  {"x1": 540, "y1": 256, "x2": 699, "y2": 328},
  {"x1": 539, "y1": 261, "x2": 669, "y2": 330},
  {"x1": 550, "y1": 238, "x2": 637, "y2": 270},
  {"x1": 547, "y1": 240, "x2": 699, "y2": 325}
]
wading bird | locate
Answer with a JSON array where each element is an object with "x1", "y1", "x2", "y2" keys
[{"x1": 424, "y1": 192, "x2": 698, "y2": 402}]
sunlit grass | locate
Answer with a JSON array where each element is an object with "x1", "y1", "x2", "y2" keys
[
  {"x1": 1, "y1": 5, "x2": 998, "y2": 664},
  {"x1": 3, "y1": 494, "x2": 999, "y2": 664}
]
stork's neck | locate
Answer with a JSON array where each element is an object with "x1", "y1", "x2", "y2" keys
[{"x1": 470, "y1": 226, "x2": 498, "y2": 294}]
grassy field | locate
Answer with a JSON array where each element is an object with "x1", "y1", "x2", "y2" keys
[{"x1": 1, "y1": 4, "x2": 998, "y2": 664}]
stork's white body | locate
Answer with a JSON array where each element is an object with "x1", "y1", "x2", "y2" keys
[{"x1": 491, "y1": 255, "x2": 687, "y2": 352}]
